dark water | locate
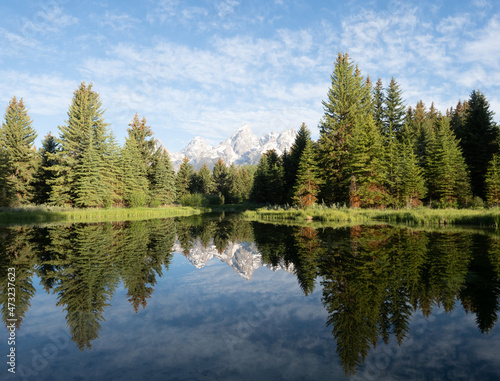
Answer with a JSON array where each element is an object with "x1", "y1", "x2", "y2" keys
[{"x1": 1, "y1": 215, "x2": 499, "y2": 380}]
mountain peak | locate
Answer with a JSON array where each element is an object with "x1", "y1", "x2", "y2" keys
[{"x1": 170, "y1": 125, "x2": 297, "y2": 170}]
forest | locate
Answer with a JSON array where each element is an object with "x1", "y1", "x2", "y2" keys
[{"x1": 0, "y1": 52, "x2": 498, "y2": 210}]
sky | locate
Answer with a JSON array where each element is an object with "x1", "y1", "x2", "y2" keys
[{"x1": 1, "y1": 0, "x2": 499, "y2": 152}]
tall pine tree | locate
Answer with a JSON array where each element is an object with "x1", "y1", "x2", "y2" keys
[
  {"x1": 457, "y1": 90, "x2": 498, "y2": 199},
  {"x1": 49, "y1": 82, "x2": 114, "y2": 207},
  {"x1": 426, "y1": 116, "x2": 471, "y2": 207},
  {"x1": 0, "y1": 97, "x2": 38, "y2": 206},
  {"x1": 293, "y1": 140, "x2": 321, "y2": 208},
  {"x1": 317, "y1": 52, "x2": 372, "y2": 204}
]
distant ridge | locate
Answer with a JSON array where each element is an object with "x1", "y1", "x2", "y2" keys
[{"x1": 157, "y1": 124, "x2": 297, "y2": 170}]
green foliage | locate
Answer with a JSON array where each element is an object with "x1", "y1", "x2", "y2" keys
[
  {"x1": 317, "y1": 52, "x2": 373, "y2": 204},
  {"x1": 251, "y1": 150, "x2": 285, "y2": 204},
  {"x1": 293, "y1": 140, "x2": 321, "y2": 207},
  {"x1": 32, "y1": 134, "x2": 58, "y2": 205},
  {"x1": 284, "y1": 123, "x2": 312, "y2": 202},
  {"x1": 426, "y1": 116, "x2": 471, "y2": 207},
  {"x1": 191, "y1": 163, "x2": 215, "y2": 195},
  {"x1": 0, "y1": 96, "x2": 38, "y2": 206},
  {"x1": 457, "y1": 90, "x2": 499, "y2": 198},
  {"x1": 176, "y1": 157, "x2": 194, "y2": 200},
  {"x1": 485, "y1": 153, "x2": 500, "y2": 207},
  {"x1": 121, "y1": 136, "x2": 149, "y2": 207},
  {"x1": 149, "y1": 149, "x2": 176, "y2": 206},
  {"x1": 347, "y1": 116, "x2": 387, "y2": 207},
  {"x1": 49, "y1": 82, "x2": 114, "y2": 207},
  {"x1": 383, "y1": 77, "x2": 406, "y2": 140}
]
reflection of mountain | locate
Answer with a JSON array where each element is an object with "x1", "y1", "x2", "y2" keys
[{"x1": 172, "y1": 238, "x2": 295, "y2": 280}]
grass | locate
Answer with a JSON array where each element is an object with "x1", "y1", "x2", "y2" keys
[
  {"x1": 242, "y1": 205, "x2": 500, "y2": 227},
  {"x1": 0, "y1": 205, "x2": 207, "y2": 226}
]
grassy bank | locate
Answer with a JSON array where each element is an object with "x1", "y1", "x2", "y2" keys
[
  {"x1": 0, "y1": 205, "x2": 206, "y2": 225},
  {"x1": 242, "y1": 206, "x2": 500, "y2": 227}
]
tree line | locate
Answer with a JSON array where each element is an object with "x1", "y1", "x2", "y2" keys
[
  {"x1": 253, "y1": 53, "x2": 499, "y2": 208},
  {"x1": 1, "y1": 52, "x2": 498, "y2": 209}
]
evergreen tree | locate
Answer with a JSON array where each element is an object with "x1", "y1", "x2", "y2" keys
[
  {"x1": 394, "y1": 141, "x2": 427, "y2": 207},
  {"x1": 317, "y1": 52, "x2": 372, "y2": 204},
  {"x1": 191, "y1": 163, "x2": 214, "y2": 195},
  {"x1": 426, "y1": 116, "x2": 471, "y2": 207},
  {"x1": 347, "y1": 117, "x2": 387, "y2": 207},
  {"x1": 292, "y1": 140, "x2": 321, "y2": 207},
  {"x1": 49, "y1": 82, "x2": 114, "y2": 207},
  {"x1": 149, "y1": 149, "x2": 176, "y2": 206},
  {"x1": 32, "y1": 134, "x2": 58, "y2": 204},
  {"x1": 74, "y1": 135, "x2": 109, "y2": 207},
  {"x1": 0, "y1": 96, "x2": 38, "y2": 206},
  {"x1": 373, "y1": 79, "x2": 385, "y2": 132},
  {"x1": 213, "y1": 158, "x2": 230, "y2": 202},
  {"x1": 457, "y1": 90, "x2": 498, "y2": 199},
  {"x1": 250, "y1": 150, "x2": 285, "y2": 204},
  {"x1": 127, "y1": 113, "x2": 158, "y2": 184},
  {"x1": 176, "y1": 157, "x2": 194, "y2": 199},
  {"x1": 120, "y1": 136, "x2": 149, "y2": 207},
  {"x1": 284, "y1": 123, "x2": 312, "y2": 202},
  {"x1": 383, "y1": 77, "x2": 406, "y2": 141},
  {"x1": 485, "y1": 153, "x2": 500, "y2": 207}
]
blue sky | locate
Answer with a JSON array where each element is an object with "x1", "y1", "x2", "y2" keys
[{"x1": 1, "y1": 0, "x2": 499, "y2": 152}]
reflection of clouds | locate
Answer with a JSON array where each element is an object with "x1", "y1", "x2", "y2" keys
[
  {"x1": 354, "y1": 307, "x2": 500, "y2": 381},
  {"x1": 3, "y1": 253, "x2": 500, "y2": 380}
]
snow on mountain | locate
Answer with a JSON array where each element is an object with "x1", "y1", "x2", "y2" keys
[
  {"x1": 161, "y1": 124, "x2": 297, "y2": 171},
  {"x1": 171, "y1": 237, "x2": 295, "y2": 280}
]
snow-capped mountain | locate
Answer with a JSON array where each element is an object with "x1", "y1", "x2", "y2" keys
[
  {"x1": 171, "y1": 237, "x2": 295, "y2": 280},
  {"x1": 161, "y1": 124, "x2": 297, "y2": 170}
]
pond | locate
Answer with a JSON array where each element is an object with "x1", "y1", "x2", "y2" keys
[{"x1": 1, "y1": 215, "x2": 499, "y2": 380}]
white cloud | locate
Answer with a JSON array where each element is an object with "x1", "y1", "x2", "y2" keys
[
  {"x1": 20, "y1": 4, "x2": 77, "y2": 35},
  {"x1": 101, "y1": 11, "x2": 141, "y2": 31}
]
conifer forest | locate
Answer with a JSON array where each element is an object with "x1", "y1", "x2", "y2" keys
[{"x1": 1, "y1": 52, "x2": 498, "y2": 210}]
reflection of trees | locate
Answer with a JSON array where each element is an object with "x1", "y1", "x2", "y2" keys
[
  {"x1": 52, "y1": 223, "x2": 119, "y2": 350},
  {"x1": 117, "y1": 219, "x2": 176, "y2": 312},
  {"x1": 0, "y1": 217, "x2": 500, "y2": 370},
  {"x1": 0, "y1": 227, "x2": 37, "y2": 329},
  {"x1": 461, "y1": 235, "x2": 500, "y2": 333}
]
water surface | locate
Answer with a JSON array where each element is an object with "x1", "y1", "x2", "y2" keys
[{"x1": 1, "y1": 216, "x2": 499, "y2": 380}]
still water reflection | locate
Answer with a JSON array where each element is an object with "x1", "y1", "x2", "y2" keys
[{"x1": 1, "y1": 215, "x2": 499, "y2": 380}]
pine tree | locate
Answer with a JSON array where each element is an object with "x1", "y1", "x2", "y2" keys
[
  {"x1": 284, "y1": 123, "x2": 312, "y2": 202},
  {"x1": 426, "y1": 116, "x2": 471, "y2": 207},
  {"x1": 317, "y1": 52, "x2": 372, "y2": 204},
  {"x1": 32, "y1": 134, "x2": 58, "y2": 204},
  {"x1": 485, "y1": 153, "x2": 500, "y2": 207},
  {"x1": 250, "y1": 150, "x2": 285, "y2": 204},
  {"x1": 49, "y1": 82, "x2": 114, "y2": 207},
  {"x1": 373, "y1": 79, "x2": 385, "y2": 132},
  {"x1": 347, "y1": 117, "x2": 387, "y2": 208},
  {"x1": 120, "y1": 136, "x2": 149, "y2": 207},
  {"x1": 394, "y1": 141, "x2": 427, "y2": 207},
  {"x1": 176, "y1": 157, "x2": 193, "y2": 199},
  {"x1": 126, "y1": 113, "x2": 158, "y2": 185},
  {"x1": 457, "y1": 90, "x2": 498, "y2": 199},
  {"x1": 213, "y1": 158, "x2": 230, "y2": 203},
  {"x1": 383, "y1": 77, "x2": 406, "y2": 141},
  {"x1": 0, "y1": 97, "x2": 38, "y2": 206},
  {"x1": 149, "y1": 149, "x2": 176, "y2": 206},
  {"x1": 191, "y1": 163, "x2": 214, "y2": 195},
  {"x1": 292, "y1": 140, "x2": 321, "y2": 208}
]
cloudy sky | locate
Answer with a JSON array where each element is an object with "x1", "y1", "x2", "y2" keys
[{"x1": 1, "y1": 0, "x2": 499, "y2": 152}]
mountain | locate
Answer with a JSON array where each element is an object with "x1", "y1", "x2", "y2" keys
[
  {"x1": 159, "y1": 124, "x2": 297, "y2": 170},
  {"x1": 171, "y1": 237, "x2": 295, "y2": 280}
]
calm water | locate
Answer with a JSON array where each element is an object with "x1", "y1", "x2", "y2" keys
[{"x1": 1, "y1": 215, "x2": 499, "y2": 380}]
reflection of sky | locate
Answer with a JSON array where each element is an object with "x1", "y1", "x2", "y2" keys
[{"x1": 1, "y1": 251, "x2": 499, "y2": 381}]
